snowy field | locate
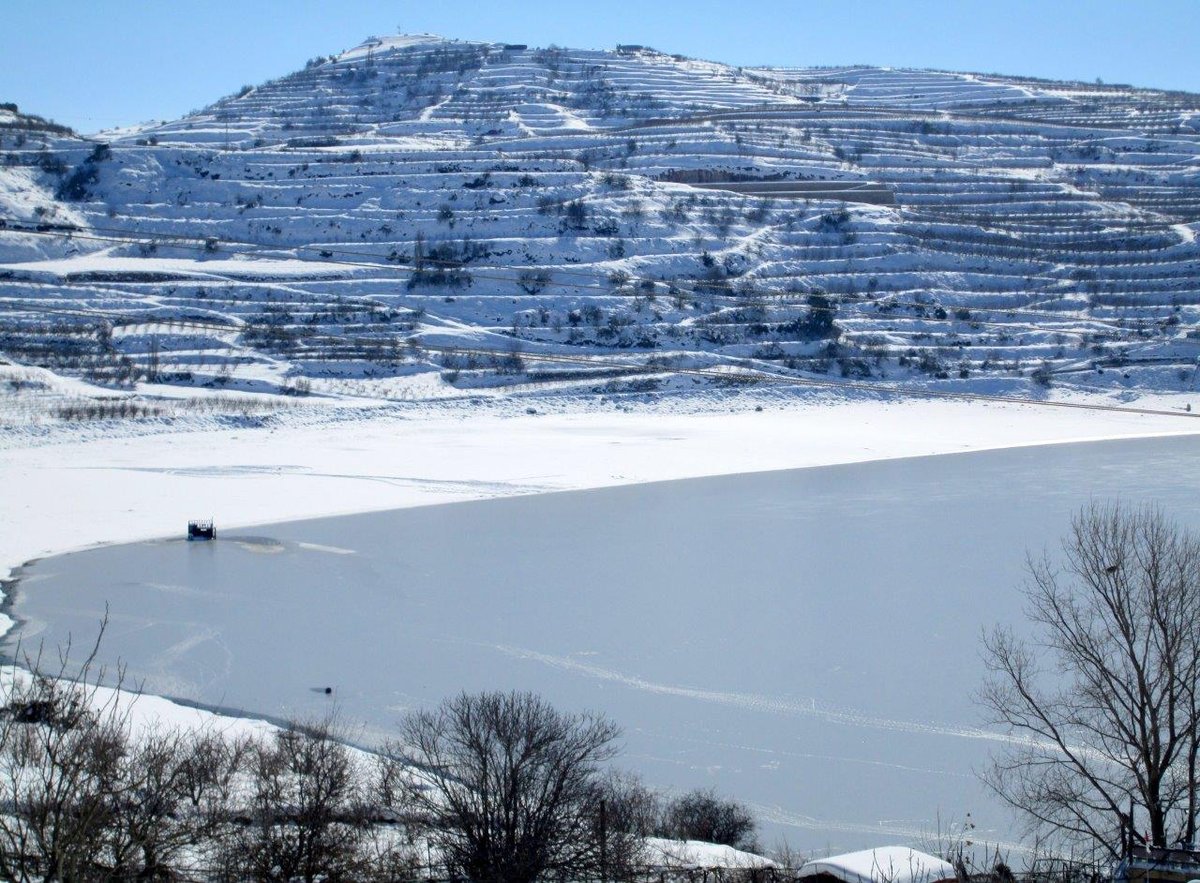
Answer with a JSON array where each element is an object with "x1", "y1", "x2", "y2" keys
[{"x1": 6, "y1": 399, "x2": 1200, "y2": 853}]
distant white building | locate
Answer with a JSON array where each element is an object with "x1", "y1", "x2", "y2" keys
[{"x1": 798, "y1": 847, "x2": 956, "y2": 883}]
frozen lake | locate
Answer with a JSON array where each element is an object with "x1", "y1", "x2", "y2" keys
[{"x1": 10, "y1": 435, "x2": 1200, "y2": 852}]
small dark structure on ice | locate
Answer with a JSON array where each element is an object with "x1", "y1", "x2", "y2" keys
[{"x1": 187, "y1": 519, "x2": 216, "y2": 541}]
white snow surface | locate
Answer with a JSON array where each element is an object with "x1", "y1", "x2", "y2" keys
[
  {"x1": 0, "y1": 664, "x2": 280, "y2": 745},
  {"x1": 336, "y1": 34, "x2": 450, "y2": 62},
  {"x1": 797, "y1": 846, "x2": 956, "y2": 883},
  {"x1": 4, "y1": 252, "x2": 358, "y2": 280},
  {"x1": 644, "y1": 837, "x2": 776, "y2": 869}
]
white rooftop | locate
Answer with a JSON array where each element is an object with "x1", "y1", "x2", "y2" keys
[
  {"x1": 798, "y1": 847, "x2": 956, "y2": 883},
  {"x1": 644, "y1": 838, "x2": 778, "y2": 870}
]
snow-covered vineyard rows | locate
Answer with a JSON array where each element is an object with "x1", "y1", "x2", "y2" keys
[{"x1": 2, "y1": 35, "x2": 1200, "y2": 416}]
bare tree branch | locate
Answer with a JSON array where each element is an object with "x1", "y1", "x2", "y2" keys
[{"x1": 980, "y1": 503, "x2": 1200, "y2": 860}]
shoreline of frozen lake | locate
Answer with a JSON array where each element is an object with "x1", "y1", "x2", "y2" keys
[
  {"x1": 8, "y1": 434, "x2": 1200, "y2": 852},
  {"x1": 5, "y1": 396, "x2": 1198, "y2": 600}
]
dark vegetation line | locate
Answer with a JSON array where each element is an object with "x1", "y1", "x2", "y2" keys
[{"x1": 2, "y1": 292, "x2": 1197, "y2": 421}]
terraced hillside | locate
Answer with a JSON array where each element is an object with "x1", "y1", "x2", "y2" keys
[{"x1": 2, "y1": 35, "x2": 1200, "y2": 421}]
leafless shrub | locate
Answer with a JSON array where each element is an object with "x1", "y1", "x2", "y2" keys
[
  {"x1": 215, "y1": 717, "x2": 371, "y2": 882},
  {"x1": 592, "y1": 771, "x2": 657, "y2": 878},
  {"x1": 395, "y1": 690, "x2": 620, "y2": 883},
  {"x1": 102, "y1": 725, "x2": 251, "y2": 879},
  {"x1": 0, "y1": 624, "x2": 259, "y2": 881},
  {"x1": 517, "y1": 269, "x2": 552, "y2": 295},
  {"x1": 0, "y1": 628, "x2": 131, "y2": 882},
  {"x1": 661, "y1": 788, "x2": 759, "y2": 853}
]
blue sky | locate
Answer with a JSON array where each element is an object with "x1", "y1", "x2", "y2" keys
[{"x1": 3, "y1": 0, "x2": 1198, "y2": 133}]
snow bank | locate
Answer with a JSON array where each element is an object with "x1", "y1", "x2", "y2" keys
[
  {"x1": 0, "y1": 664, "x2": 282, "y2": 746},
  {"x1": 0, "y1": 254, "x2": 356, "y2": 280},
  {"x1": 798, "y1": 847, "x2": 955, "y2": 883},
  {"x1": 645, "y1": 837, "x2": 777, "y2": 869}
]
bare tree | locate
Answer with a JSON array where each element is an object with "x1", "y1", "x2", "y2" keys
[
  {"x1": 217, "y1": 717, "x2": 371, "y2": 883},
  {"x1": 981, "y1": 502, "x2": 1200, "y2": 858},
  {"x1": 396, "y1": 690, "x2": 620, "y2": 883},
  {"x1": 0, "y1": 626, "x2": 253, "y2": 881},
  {"x1": 104, "y1": 726, "x2": 250, "y2": 880},
  {"x1": 363, "y1": 752, "x2": 424, "y2": 880},
  {"x1": 590, "y1": 771, "x2": 656, "y2": 880},
  {"x1": 660, "y1": 788, "x2": 758, "y2": 852},
  {"x1": 595, "y1": 770, "x2": 659, "y2": 841},
  {"x1": 0, "y1": 630, "x2": 131, "y2": 882}
]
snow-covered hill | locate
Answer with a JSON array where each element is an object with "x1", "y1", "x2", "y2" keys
[{"x1": 3, "y1": 37, "x2": 1200, "y2": 422}]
